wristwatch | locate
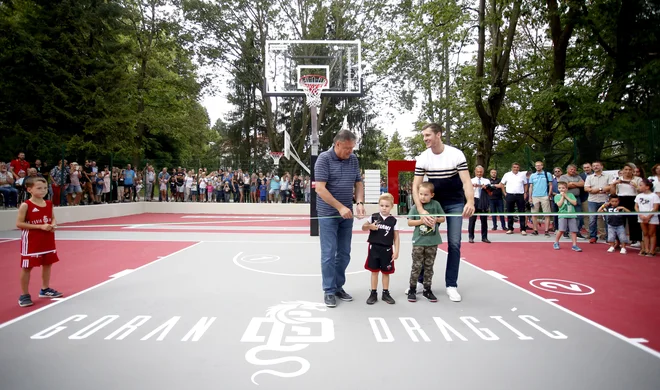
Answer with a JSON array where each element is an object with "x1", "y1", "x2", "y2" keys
[
  {"x1": 356, "y1": 202, "x2": 364, "y2": 206},
  {"x1": 599, "y1": 187, "x2": 603, "y2": 193}
]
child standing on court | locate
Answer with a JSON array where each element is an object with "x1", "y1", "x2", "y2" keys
[
  {"x1": 553, "y1": 181, "x2": 582, "y2": 252},
  {"x1": 634, "y1": 178, "x2": 660, "y2": 257},
  {"x1": 363, "y1": 193, "x2": 399, "y2": 305},
  {"x1": 407, "y1": 182, "x2": 445, "y2": 302},
  {"x1": 598, "y1": 194, "x2": 630, "y2": 254},
  {"x1": 16, "y1": 177, "x2": 63, "y2": 307}
]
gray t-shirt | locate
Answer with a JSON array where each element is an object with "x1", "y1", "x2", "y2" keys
[{"x1": 559, "y1": 174, "x2": 583, "y2": 197}]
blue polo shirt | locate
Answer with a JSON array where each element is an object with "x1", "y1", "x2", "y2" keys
[
  {"x1": 315, "y1": 148, "x2": 361, "y2": 217},
  {"x1": 529, "y1": 171, "x2": 552, "y2": 197}
]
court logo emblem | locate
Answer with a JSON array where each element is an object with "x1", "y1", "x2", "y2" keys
[
  {"x1": 529, "y1": 278, "x2": 595, "y2": 295},
  {"x1": 241, "y1": 301, "x2": 335, "y2": 385}
]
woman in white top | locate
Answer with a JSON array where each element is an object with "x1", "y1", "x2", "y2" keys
[
  {"x1": 635, "y1": 179, "x2": 660, "y2": 257},
  {"x1": 649, "y1": 163, "x2": 660, "y2": 195},
  {"x1": 184, "y1": 172, "x2": 194, "y2": 202},
  {"x1": 280, "y1": 173, "x2": 291, "y2": 203},
  {"x1": 611, "y1": 163, "x2": 642, "y2": 243},
  {"x1": 198, "y1": 174, "x2": 207, "y2": 202},
  {"x1": 650, "y1": 163, "x2": 660, "y2": 253}
]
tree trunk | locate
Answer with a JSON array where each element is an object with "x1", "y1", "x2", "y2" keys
[{"x1": 474, "y1": 0, "x2": 522, "y2": 169}]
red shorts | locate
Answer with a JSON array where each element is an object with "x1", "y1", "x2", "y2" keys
[{"x1": 21, "y1": 252, "x2": 60, "y2": 269}]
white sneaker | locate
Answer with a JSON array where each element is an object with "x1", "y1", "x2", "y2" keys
[
  {"x1": 446, "y1": 287, "x2": 462, "y2": 302},
  {"x1": 607, "y1": 247, "x2": 615, "y2": 253},
  {"x1": 620, "y1": 248, "x2": 627, "y2": 254}
]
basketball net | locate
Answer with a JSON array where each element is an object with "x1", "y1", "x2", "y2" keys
[
  {"x1": 270, "y1": 152, "x2": 283, "y2": 167},
  {"x1": 299, "y1": 74, "x2": 328, "y2": 109}
]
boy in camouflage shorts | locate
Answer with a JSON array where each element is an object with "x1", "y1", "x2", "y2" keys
[{"x1": 407, "y1": 182, "x2": 445, "y2": 302}]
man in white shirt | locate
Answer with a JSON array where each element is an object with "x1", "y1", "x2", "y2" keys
[
  {"x1": 468, "y1": 166, "x2": 491, "y2": 243},
  {"x1": 412, "y1": 123, "x2": 474, "y2": 302},
  {"x1": 499, "y1": 162, "x2": 529, "y2": 235},
  {"x1": 584, "y1": 161, "x2": 612, "y2": 243}
]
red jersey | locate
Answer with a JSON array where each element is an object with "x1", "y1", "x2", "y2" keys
[{"x1": 21, "y1": 199, "x2": 56, "y2": 256}]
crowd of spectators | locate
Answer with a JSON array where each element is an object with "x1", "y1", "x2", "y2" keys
[{"x1": 0, "y1": 152, "x2": 313, "y2": 208}]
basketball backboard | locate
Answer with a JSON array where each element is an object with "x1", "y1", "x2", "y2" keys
[{"x1": 264, "y1": 40, "x2": 362, "y2": 97}]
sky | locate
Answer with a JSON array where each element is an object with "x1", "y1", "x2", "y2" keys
[{"x1": 199, "y1": 81, "x2": 420, "y2": 140}]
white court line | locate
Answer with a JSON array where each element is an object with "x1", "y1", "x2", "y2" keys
[
  {"x1": 485, "y1": 270, "x2": 507, "y2": 279},
  {"x1": 109, "y1": 269, "x2": 134, "y2": 278},
  {"x1": 630, "y1": 338, "x2": 649, "y2": 343},
  {"x1": 440, "y1": 249, "x2": 660, "y2": 360},
  {"x1": 0, "y1": 238, "x2": 19, "y2": 243},
  {"x1": 546, "y1": 298, "x2": 559, "y2": 302},
  {"x1": 0, "y1": 242, "x2": 203, "y2": 331}
]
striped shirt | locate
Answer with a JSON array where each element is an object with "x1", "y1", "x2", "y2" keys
[
  {"x1": 414, "y1": 145, "x2": 468, "y2": 204},
  {"x1": 315, "y1": 148, "x2": 361, "y2": 217}
]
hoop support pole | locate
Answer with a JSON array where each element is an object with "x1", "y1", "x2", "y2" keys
[{"x1": 310, "y1": 104, "x2": 319, "y2": 236}]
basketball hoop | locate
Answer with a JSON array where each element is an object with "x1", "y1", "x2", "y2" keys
[
  {"x1": 270, "y1": 152, "x2": 284, "y2": 167},
  {"x1": 299, "y1": 74, "x2": 328, "y2": 108}
]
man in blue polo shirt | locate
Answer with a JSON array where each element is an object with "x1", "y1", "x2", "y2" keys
[
  {"x1": 315, "y1": 130, "x2": 366, "y2": 307},
  {"x1": 528, "y1": 161, "x2": 553, "y2": 236}
]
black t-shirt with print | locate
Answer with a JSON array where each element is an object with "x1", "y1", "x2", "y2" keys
[
  {"x1": 605, "y1": 206, "x2": 625, "y2": 227},
  {"x1": 294, "y1": 179, "x2": 302, "y2": 193},
  {"x1": 176, "y1": 173, "x2": 184, "y2": 186},
  {"x1": 367, "y1": 213, "x2": 398, "y2": 247}
]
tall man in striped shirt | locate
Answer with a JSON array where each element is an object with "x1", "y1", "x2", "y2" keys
[
  {"x1": 413, "y1": 123, "x2": 475, "y2": 302},
  {"x1": 315, "y1": 130, "x2": 366, "y2": 307}
]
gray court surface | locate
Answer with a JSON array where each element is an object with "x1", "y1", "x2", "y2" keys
[{"x1": 1, "y1": 235, "x2": 659, "y2": 390}]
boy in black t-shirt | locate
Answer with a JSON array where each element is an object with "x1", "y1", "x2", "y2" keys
[
  {"x1": 363, "y1": 193, "x2": 400, "y2": 304},
  {"x1": 598, "y1": 194, "x2": 630, "y2": 254}
]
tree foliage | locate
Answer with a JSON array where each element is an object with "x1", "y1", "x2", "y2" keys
[{"x1": 1, "y1": 0, "x2": 657, "y2": 177}]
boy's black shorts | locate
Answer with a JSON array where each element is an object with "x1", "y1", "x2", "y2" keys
[{"x1": 364, "y1": 244, "x2": 395, "y2": 274}]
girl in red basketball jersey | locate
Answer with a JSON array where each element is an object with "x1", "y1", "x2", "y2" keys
[{"x1": 16, "y1": 177, "x2": 63, "y2": 307}]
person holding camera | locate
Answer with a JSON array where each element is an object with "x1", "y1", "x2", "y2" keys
[
  {"x1": 468, "y1": 166, "x2": 491, "y2": 243},
  {"x1": 610, "y1": 163, "x2": 642, "y2": 245}
]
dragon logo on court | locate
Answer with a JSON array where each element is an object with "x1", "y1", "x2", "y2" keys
[{"x1": 240, "y1": 301, "x2": 334, "y2": 385}]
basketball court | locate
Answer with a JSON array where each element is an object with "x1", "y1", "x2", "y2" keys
[
  {"x1": 0, "y1": 212, "x2": 659, "y2": 390},
  {"x1": 1, "y1": 38, "x2": 658, "y2": 389}
]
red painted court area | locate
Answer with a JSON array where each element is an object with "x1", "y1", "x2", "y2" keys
[
  {"x1": 453, "y1": 242, "x2": 660, "y2": 352},
  {"x1": 0, "y1": 240, "x2": 194, "y2": 325}
]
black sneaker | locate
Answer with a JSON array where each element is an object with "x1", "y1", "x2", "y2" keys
[
  {"x1": 366, "y1": 290, "x2": 378, "y2": 305},
  {"x1": 335, "y1": 289, "x2": 353, "y2": 302},
  {"x1": 423, "y1": 289, "x2": 438, "y2": 302},
  {"x1": 324, "y1": 293, "x2": 337, "y2": 307},
  {"x1": 19, "y1": 294, "x2": 33, "y2": 307},
  {"x1": 382, "y1": 290, "x2": 395, "y2": 304},
  {"x1": 39, "y1": 288, "x2": 63, "y2": 298},
  {"x1": 532, "y1": 230, "x2": 539, "y2": 236},
  {"x1": 407, "y1": 288, "x2": 417, "y2": 302}
]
